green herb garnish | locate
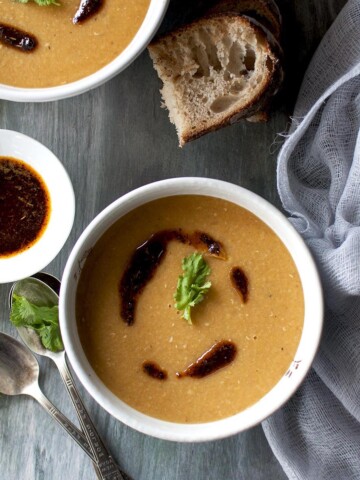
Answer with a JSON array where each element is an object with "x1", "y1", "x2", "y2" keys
[
  {"x1": 10, "y1": 294, "x2": 63, "y2": 352},
  {"x1": 15, "y1": 0, "x2": 60, "y2": 6},
  {"x1": 174, "y1": 252, "x2": 212, "y2": 324}
]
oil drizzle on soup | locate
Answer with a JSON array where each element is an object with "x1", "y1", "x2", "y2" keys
[
  {"x1": 0, "y1": 23, "x2": 37, "y2": 52},
  {"x1": 176, "y1": 340, "x2": 237, "y2": 378},
  {"x1": 143, "y1": 361, "x2": 168, "y2": 380},
  {"x1": 119, "y1": 229, "x2": 224, "y2": 325},
  {"x1": 231, "y1": 267, "x2": 249, "y2": 302},
  {"x1": 73, "y1": 0, "x2": 103, "y2": 24}
]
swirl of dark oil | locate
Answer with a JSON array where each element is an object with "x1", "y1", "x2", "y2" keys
[
  {"x1": 119, "y1": 229, "x2": 225, "y2": 325},
  {"x1": 230, "y1": 266, "x2": 249, "y2": 303},
  {"x1": 0, "y1": 24, "x2": 37, "y2": 52},
  {"x1": 176, "y1": 340, "x2": 237, "y2": 378},
  {"x1": 73, "y1": 0, "x2": 103, "y2": 24},
  {"x1": 142, "y1": 361, "x2": 168, "y2": 380}
]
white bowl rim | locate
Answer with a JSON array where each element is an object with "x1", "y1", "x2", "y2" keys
[
  {"x1": 0, "y1": 129, "x2": 75, "y2": 283},
  {"x1": 60, "y1": 177, "x2": 323, "y2": 442},
  {"x1": 0, "y1": 0, "x2": 169, "y2": 102}
]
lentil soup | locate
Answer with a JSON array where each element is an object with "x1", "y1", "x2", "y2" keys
[
  {"x1": 0, "y1": 0, "x2": 150, "y2": 88},
  {"x1": 76, "y1": 195, "x2": 304, "y2": 423}
]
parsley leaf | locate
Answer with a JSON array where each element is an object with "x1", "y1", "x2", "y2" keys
[
  {"x1": 174, "y1": 252, "x2": 212, "y2": 324},
  {"x1": 15, "y1": 0, "x2": 60, "y2": 6},
  {"x1": 10, "y1": 294, "x2": 64, "y2": 352}
]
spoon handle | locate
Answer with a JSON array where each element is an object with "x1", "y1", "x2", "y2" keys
[
  {"x1": 55, "y1": 353, "x2": 129, "y2": 480},
  {"x1": 28, "y1": 383, "x2": 96, "y2": 462}
]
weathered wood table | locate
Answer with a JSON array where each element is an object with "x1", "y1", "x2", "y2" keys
[{"x1": 0, "y1": 1, "x2": 346, "y2": 478}]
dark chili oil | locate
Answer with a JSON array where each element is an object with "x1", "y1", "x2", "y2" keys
[
  {"x1": 0, "y1": 24, "x2": 37, "y2": 52},
  {"x1": 230, "y1": 266, "x2": 249, "y2": 303},
  {"x1": 142, "y1": 361, "x2": 168, "y2": 380},
  {"x1": 191, "y1": 231, "x2": 225, "y2": 258},
  {"x1": 119, "y1": 229, "x2": 225, "y2": 325},
  {"x1": 0, "y1": 157, "x2": 50, "y2": 258},
  {"x1": 176, "y1": 340, "x2": 237, "y2": 378},
  {"x1": 73, "y1": 0, "x2": 103, "y2": 24}
]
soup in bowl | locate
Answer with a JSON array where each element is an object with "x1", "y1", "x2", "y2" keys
[
  {"x1": 0, "y1": 0, "x2": 169, "y2": 102},
  {"x1": 60, "y1": 178, "x2": 323, "y2": 441}
]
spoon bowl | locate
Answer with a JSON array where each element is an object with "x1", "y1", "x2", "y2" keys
[
  {"x1": 0, "y1": 331, "x2": 98, "y2": 460},
  {"x1": 0, "y1": 332, "x2": 38, "y2": 396},
  {"x1": 8, "y1": 274, "x2": 128, "y2": 480},
  {"x1": 9, "y1": 276, "x2": 60, "y2": 358}
]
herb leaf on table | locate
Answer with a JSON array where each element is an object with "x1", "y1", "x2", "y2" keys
[{"x1": 10, "y1": 294, "x2": 64, "y2": 352}]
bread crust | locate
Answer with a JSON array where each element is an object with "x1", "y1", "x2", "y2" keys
[
  {"x1": 207, "y1": 0, "x2": 282, "y2": 40},
  {"x1": 180, "y1": 14, "x2": 283, "y2": 144},
  {"x1": 206, "y1": 0, "x2": 283, "y2": 127},
  {"x1": 149, "y1": 12, "x2": 284, "y2": 146}
]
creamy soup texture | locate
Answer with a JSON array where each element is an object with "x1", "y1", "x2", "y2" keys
[
  {"x1": 0, "y1": 0, "x2": 150, "y2": 88},
  {"x1": 76, "y1": 196, "x2": 304, "y2": 423}
]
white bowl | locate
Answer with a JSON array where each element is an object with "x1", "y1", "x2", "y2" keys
[
  {"x1": 0, "y1": 129, "x2": 75, "y2": 284},
  {"x1": 0, "y1": 0, "x2": 169, "y2": 102},
  {"x1": 60, "y1": 178, "x2": 323, "y2": 442}
]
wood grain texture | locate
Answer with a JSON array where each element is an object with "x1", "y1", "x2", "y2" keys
[{"x1": 0, "y1": 1, "x2": 347, "y2": 478}]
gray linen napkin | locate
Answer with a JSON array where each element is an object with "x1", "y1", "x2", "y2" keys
[{"x1": 262, "y1": 1, "x2": 360, "y2": 478}]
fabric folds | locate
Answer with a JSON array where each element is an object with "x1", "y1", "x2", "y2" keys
[{"x1": 263, "y1": 1, "x2": 360, "y2": 478}]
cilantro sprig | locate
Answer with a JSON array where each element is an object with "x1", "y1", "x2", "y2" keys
[
  {"x1": 15, "y1": 0, "x2": 60, "y2": 6},
  {"x1": 10, "y1": 294, "x2": 64, "y2": 352},
  {"x1": 174, "y1": 252, "x2": 212, "y2": 324}
]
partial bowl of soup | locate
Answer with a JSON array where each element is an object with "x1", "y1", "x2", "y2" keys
[
  {"x1": 60, "y1": 177, "x2": 323, "y2": 442},
  {"x1": 0, "y1": 129, "x2": 75, "y2": 283},
  {"x1": 0, "y1": 0, "x2": 169, "y2": 102}
]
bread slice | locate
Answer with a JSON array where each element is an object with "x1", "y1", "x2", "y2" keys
[
  {"x1": 208, "y1": 0, "x2": 282, "y2": 40},
  {"x1": 207, "y1": 0, "x2": 282, "y2": 123},
  {"x1": 148, "y1": 14, "x2": 282, "y2": 146}
]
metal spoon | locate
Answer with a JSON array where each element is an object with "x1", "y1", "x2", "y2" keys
[
  {"x1": 0, "y1": 331, "x2": 97, "y2": 460},
  {"x1": 9, "y1": 275, "x2": 129, "y2": 480}
]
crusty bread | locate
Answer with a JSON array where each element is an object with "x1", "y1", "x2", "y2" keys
[
  {"x1": 148, "y1": 13, "x2": 282, "y2": 146},
  {"x1": 208, "y1": 0, "x2": 283, "y2": 124},
  {"x1": 208, "y1": 0, "x2": 282, "y2": 40}
]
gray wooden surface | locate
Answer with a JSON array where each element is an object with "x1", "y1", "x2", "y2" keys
[{"x1": 0, "y1": 1, "x2": 346, "y2": 479}]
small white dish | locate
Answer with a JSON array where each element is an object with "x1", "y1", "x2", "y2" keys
[
  {"x1": 60, "y1": 177, "x2": 323, "y2": 442},
  {"x1": 0, "y1": 0, "x2": 169, "y2": 102},
  {"x1": 0, "y1": 129, "x2": 75, "y2": 284}
]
